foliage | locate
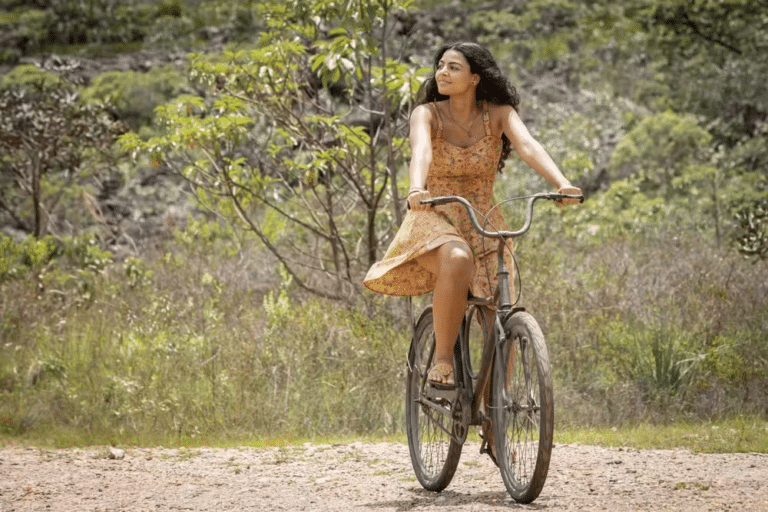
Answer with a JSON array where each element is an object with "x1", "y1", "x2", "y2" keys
[
  {"x1": 609, "y1": 0, "x2": 768, "y2": 258},
  {"x1": 470, "y1": 0, "x2": 582, "y2": 71},
  {"x1": 0, "y1": 235, "x2": 407, "y2": 442},
  {"x1": 0, "y1": 63, "x2": 62, "y2": 89},
  {"x1": 527, "y1": 227, "x2": 768, "y2": 426},
  {"x1": 0, "y1": 234, "x2": 55, "y2": 279},
  {"x1": 2, "y1": 214, "x2": 766, "y2": 443},
  {"x1": 0, "y1": 0, "x2": 289, "y2": 64},
  {"x1": 0, "y1": 77, "x2": 125, "y2": 238},
  {"x1": 82, "y1": 65, "x2": 193, "y2": 131},
  {"x1": 600, "y1": 318, "x2": 704, "y2": 398},
  {"x1": 121, "y1": 0, "x2": 420, "y2": 300},
  {"x1": 0, "y1": 0, "x2": 174, "y2": 62},
  {"x1": 611, "y1": 111, "x2": 711, "y2": 193},
  {"x1": 631, "y1": 0, "x2": 768, "y2": 142}
]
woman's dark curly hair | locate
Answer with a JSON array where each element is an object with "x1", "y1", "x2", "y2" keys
[{"x1": 416, "y1": 42, "x2": 520, "y2": 173}]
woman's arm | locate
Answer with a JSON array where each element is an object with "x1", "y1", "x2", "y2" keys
[
  {"x1": 407, "y1": 104, "x2": 434, "y2": 211},
  {"x1": 500, "y1": 106, "x2": 581, "y2": 204}
]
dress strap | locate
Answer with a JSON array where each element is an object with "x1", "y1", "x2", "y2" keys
[
  {"x1": 429, "y1": 102, "x2": 443, "y2": 138},
  {"x1": 482, "y1": 101, "x2": 491, "y2": 136}
]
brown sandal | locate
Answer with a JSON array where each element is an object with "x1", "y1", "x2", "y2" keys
[{"x1": 427, "y1": 362, "x2": 455, "y2": 389}]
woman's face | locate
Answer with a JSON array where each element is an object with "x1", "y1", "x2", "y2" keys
[{"x1": 435, "y1": 49, "x2": 478, "y2": 97}]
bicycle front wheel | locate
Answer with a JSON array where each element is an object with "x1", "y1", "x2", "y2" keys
[
  {"x1": 492, "y1": 311, "x2": 554, "y2": 504},
  {"x1": 405, "y1": 307, "x2": 463, "y2": 492}
]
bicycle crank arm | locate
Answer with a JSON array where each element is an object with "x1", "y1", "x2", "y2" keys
[
  {"x1": 416, "y1": 394, "x2": 454, "y2": 417},
  {"x1": 414, "y1": 398, "x2": 454, "y2": 431}
]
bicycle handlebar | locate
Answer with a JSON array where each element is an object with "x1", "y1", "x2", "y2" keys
[{"x1": 421, "y1": 192, "x2": 584, "y2": 240}]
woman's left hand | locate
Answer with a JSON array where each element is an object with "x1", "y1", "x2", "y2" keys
[
  {"x1": 407, "y1": 189, "x2": 432, "y2": 211},
  {"x1": 556, "y1": 185, "x2": 583, "y2": 207}
]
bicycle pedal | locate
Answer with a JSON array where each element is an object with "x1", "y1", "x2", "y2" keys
[{"x1": 426, "y1": 385, "x2": 458, "y2": 401}]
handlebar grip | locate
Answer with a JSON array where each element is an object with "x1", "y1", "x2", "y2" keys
[
  {"x1": 550, "y1": 193, "x2": 585, "y2": 204},
  {"x1": 420, "y1": 197, "x2": 449, "y2": 206},
  {"x1": 420, "y1": 196, "x2": 474, "y2": 208}
]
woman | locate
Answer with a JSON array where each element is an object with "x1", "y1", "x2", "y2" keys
[{"x1": 364, "y1": 42, "x2": 581, "y2": 389}]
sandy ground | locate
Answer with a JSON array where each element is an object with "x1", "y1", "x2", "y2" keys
[{"x1": 1, "y1": 441, "x2": 766, "y2": 511}]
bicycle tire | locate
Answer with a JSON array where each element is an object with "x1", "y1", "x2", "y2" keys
[
  {"x1": 405, "y1": 307, "x2": 463, "y2": 492},
  {"x1": 491, "y1": 311, "x2": 554, "y2": 504}
]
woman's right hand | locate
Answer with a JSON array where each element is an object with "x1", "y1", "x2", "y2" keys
[{"x1": 407, "y1": 189, "x2": 431, "y2": 211}]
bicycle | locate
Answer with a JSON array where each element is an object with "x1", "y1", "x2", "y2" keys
[{"x1": 405, "y1": 191, "x2": 583, "y2": 504}]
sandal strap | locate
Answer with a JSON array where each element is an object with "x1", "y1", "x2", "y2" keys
[{"x1": 427, "y1": 362, "x2": 455, "y2": 388}]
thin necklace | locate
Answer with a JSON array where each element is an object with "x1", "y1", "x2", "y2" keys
[{"x1": 446, "y1": 104, "x2": 479, "y2": 137}]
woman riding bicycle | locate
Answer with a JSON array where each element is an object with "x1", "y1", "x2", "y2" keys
[{"x1": 364, "y1": 41, "x2": 581, "y2": 390}]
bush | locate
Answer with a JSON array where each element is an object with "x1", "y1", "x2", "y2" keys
[
  {"x1": 517, "y1": 219, "x2": 768, "y2": 427},
  {"x1": 0, "y1": 232, "x2": 410, "y2": 444},
  {"x1": 82, "y1": 65, "x2": 192, "y2": 131},
  {"x1": 4, "y1": 209, "x2": 766, "y2": 446}
]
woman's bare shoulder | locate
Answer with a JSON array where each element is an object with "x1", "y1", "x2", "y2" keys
[
  {"x1": 486, "y1": 103, "x2": 515, "y2": 118},
  {"x1": 412, "y1": 103, "x2": 433, "y2": 116},
  {"x1": 410, "y1": 103, "x2": 439, "y2": 134},
  {"x1": 413, "y1": 101, "x2": 448, "y2": 116},
  {"x1": 486, "y1": 103, "x2": 516, "y2": 135}
]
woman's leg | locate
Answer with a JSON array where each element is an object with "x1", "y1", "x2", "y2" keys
[{"x1": 416, "y1": 240, "x2": 474, "y2": 386}]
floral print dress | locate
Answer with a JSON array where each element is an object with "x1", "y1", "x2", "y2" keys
[{"x1": 364, "y1": 102, "x2": 514, "y2": 301}]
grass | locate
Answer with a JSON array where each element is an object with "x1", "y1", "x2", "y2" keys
[
  {"x1": 2, "y1": 419, "x2": 766, "y2": 454},
  {"x1": 1, "y1": 219, "x2": 766, "y2": 458},
  {"x1": 556, "y1": 417, "x2": 768, "y2": 453},
  {"x1": 0, "y1": 430, "x2": 407, "y2": 450}
]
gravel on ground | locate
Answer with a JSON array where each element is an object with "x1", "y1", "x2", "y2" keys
[{"x1": 1, "y1": 442, "x2": 766, "y2": 511}]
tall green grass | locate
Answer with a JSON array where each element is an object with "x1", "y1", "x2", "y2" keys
[
  {"x1": 0, "y1": 231, "x2": 408, "y2": 446},
  {"x1": 1, "y1": 216, "x2": 766, "y2": 448},
  {"x1": 517, "y1": 212, "x2": 768, "y2": 428}
]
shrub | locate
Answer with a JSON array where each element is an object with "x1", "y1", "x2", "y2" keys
[{"x1": 82, "y1": 66, "x2": 192, "y2": 131}]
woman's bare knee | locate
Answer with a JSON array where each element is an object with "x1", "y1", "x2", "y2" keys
[{"x1": 436, "y1": 242, "x2": 473, "y2": 281}]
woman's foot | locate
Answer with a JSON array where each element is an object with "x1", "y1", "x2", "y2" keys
[{"x1": 427, "y1": 362, "x2": 455, "y2": 389}]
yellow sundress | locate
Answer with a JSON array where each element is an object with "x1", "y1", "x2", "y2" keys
[{"x1": 363, "y1": 102, "x2": 514, "y2": 301}]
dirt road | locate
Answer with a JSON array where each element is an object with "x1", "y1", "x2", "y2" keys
[{"x1": 1, "y1": 441, "x2": 766, "y2": 511}]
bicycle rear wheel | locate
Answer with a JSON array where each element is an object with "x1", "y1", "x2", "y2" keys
[
  {"x1": 491, "y1": 311, "x2": 554, "y2": 504},
  {"x1": 405, "y1": 307, "x2": 463, "y2": 492}
]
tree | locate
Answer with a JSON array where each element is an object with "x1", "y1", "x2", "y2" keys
[
  {"x1": 82, "y1": 65, "x2": 193, "y2": 131},
  {"x1": 630, "y1": 0, "x2": 768, "y2": 256},
  {"x1": 0, "y1": 71, "x2": 125, "y2": 238},
  {"x1": 553, "y1": 0, "x2": 768, "y2": 254},
  {"x1": 121, "y1": 0, "x2": 421, "y2": 300},
  {"x1": 631, "y1": 0, "x2": 768, "y2": 145},
  {"x1": 611, "y1": 111, "x2": 711, "y2": 196}
]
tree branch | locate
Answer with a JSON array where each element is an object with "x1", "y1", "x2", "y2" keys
[{"x1": 658, "y1": 7, "x2": 742, "y2": 55}]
